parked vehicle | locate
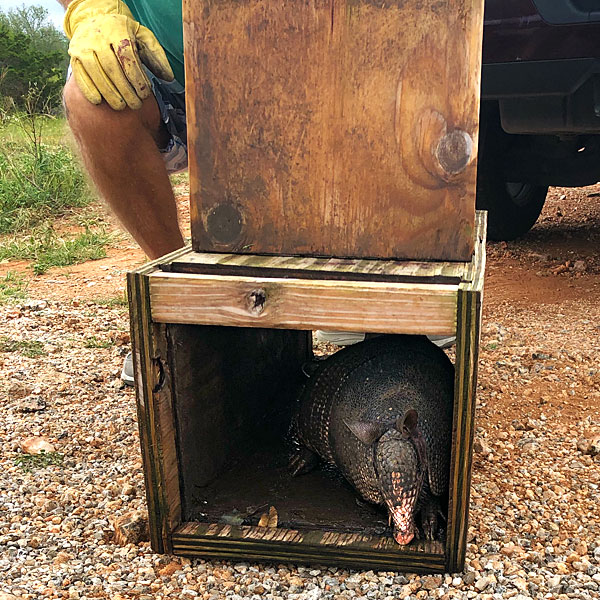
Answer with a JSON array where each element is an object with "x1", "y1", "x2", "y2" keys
[{"x1": 479, "y1": 0, "x2": 600, "y2": 239}]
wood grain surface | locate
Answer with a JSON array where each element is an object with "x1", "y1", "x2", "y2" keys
[
  {"x1": 183, "y1": 0, "x2": 484, "y2": 260},
  {"x1": 172, "y1": 522, "x2": 446, "y2": 572},
  {"x1": 148, "y1": 272, "x2": 459, "y2": 335}
]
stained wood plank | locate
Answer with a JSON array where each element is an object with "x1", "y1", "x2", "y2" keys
[
  {"x1": 445, "y1": 213, "x2": 486, "y2": 572},
  {"x1": 183, "y1": 0, "x2": 484, "y2": 260},
  {"x1": 128, "y1": 273, "x2": 182, "y2": 552},
  {"x1": 148, "y1": 272, "x2": 459, "y2": 335},
  {"x1": 153, "y1": 324, "x2": 182, "y2": 534},
  {"x1": 166, "y1": 252, "x2": 467, "y2": 284},
  {"x1": 171, "y1": 522, "x2": 446, "y2": 572}
]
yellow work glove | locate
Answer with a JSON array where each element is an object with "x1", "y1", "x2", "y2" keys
[{"x1": 64, "y1": 0, "x2": 174, "y2": 111}]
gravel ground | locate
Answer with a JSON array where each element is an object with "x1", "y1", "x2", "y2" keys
[{"x1": 1, "y1": 187, "x2": 600, "y2": 599}]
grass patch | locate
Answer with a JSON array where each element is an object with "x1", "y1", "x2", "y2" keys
[
  {"x1": 0, "y1": 336, "x2": 46, "y2": 357},
  {"x1": 90, "y1": 290, "x2": 129, "y2": 308},
  {"x1": 485, "y1": 342, "x2": 499, "y2": 351},
  {"x1": 14, "y1": 451, "x2": 63, "y2": 472},
  {"x1": 0, "y1": 115, "x2": 68, "y2": 146},
  {"x1": 0, "y1": 114, "x2": 94, "y2": 234},
  {"x1": 84, "y1": 336, "x2": 113, "y2": 349},
  {"x1": 71, "y1": 205, "x2": 112, "y2": 230},
  {"x1": 0, "y1": 142, "x2": 94, "y2": 234},
  {"x1": 0, "y1": 271, "x2": 28, "y2": 304},
  {"x1": 0, "y1": 227, "x2": 112, "y2": 274},
  {"x1": 170, "y1": 171, "x2": 189, "y2": 187}
]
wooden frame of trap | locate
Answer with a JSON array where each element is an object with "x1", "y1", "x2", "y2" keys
[
  {"x1": 128, "y1": 0, "x2": 487, "y2": 574},
  {"x1": 127, "y1": 212, "x2": 485, "y2": 573}
]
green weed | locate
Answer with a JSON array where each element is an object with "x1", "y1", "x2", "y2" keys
[
  {"x1": 170, "y1": 171, "x2": 189, "y2": 187},
  {"x1": 90, "y1": 290, "x2": 129, "y2": 308},
  {"x1": 0, "y1": 271, "x2": 28, "y2": 304},
  {"x1": 0, "y1": 114, "x2": 67, "y2": 145},
  {"x1": 485, "y1": 342, "x2": 499, "y2": 351},
  {"x1": 0, "y1": 336, "x2": 46, "y2": 357},
  {"x1": 0, "y1": 138, "x2": 93, "y2": 234},
  {"x1": 71, "y1": 205, "x2": 111, "y2": 230},
  {"x1": 15, "y1": 451, "x2": 63, "y2": 472},
  {"x1": 84, "y1": 336, "x2": 113, "y2": 349},
  {"x1": 0, "y1": 227, "x2": 112, "y2": 274}
]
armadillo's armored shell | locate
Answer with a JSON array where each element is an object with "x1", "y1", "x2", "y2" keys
[{"x1": 295, "y1": 335, "x2": 454, "y2": 502}]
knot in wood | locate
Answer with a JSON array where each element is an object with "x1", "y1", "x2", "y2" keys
[
  {"x1": 435, "y1": 130, "x2": 473, "y2": 177},
  {"x1": 206, "y1": 203, "x2": 243, "y2": 245},
  {"x1": 247, "y1": 288, "x2": 267, "y2": 315}
]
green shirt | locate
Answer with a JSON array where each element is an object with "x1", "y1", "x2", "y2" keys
[{"x1": 125, "y1": 1, "x2": 185, "y2": 86}]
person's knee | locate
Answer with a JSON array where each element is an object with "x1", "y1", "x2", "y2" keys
[
  {"x1": 63, "y1": 77, "x2": 106, "y2": 129},
  {"x1": 63, "y1": 78, "x2": 162, "y2": 140}
]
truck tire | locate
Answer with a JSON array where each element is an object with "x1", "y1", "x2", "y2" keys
[
  {"x1": 476, "y1": 173, "x2": 548, "y2": 241},
  {"x1": 476, "y1": 102, "x2": 548, "y2": 241}
]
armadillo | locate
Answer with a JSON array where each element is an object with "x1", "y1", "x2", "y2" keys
[{"x1": 290, "y1": 335, "x2": 454, "y2": 545}]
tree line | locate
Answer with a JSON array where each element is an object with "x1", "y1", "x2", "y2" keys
[{"x1": 0, "y1": 5, "x2": 68, "y2": 113}]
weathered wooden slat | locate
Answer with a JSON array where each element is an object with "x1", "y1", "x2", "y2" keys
[
  {"x1": 128, "y1": 272, "x2": 162, "y2": 551},
  {"x1": 147, "y1": 272, "x2": 458, "y2": 335},
  {"x1": 161, "y1": 211, "x2": 486, "y2": 287},
  {"x1": 166, "y1": 252, "x2": 467, "y2": 284},
  {"x1": 128, "y1": 278, "x2": 183, "y2": 552},
  {"x1": 445, "y1": 212, "x2": 485, "y2": 572},
  {"x1": 172, "y1": 544, "x2": 446, "y2": 572},
  {"x1": 174, "y1": 521, "x2": 443, "y2": 554},
  {"x1": 171, "y1": 522, "x2": 446, "y2": 571},
  {"x1": 153, "y1": 324, "x2": 182, "y2": 535}
]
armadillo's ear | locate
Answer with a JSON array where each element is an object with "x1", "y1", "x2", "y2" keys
[
  {"x1": 344, "y1": 419, "x2": 387, "y2": 445},
  {"x1": 396, "y1": 409, "x2": 418, "y2": 438}
]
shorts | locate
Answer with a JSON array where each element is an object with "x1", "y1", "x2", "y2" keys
[{"x1": 148, "y1": 71, "x2": 188, "y2": 174}]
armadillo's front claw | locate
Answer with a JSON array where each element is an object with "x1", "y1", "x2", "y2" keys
[
  {"x1": 289, "y1": 447, "x2": 320, "y2": 477},
  {"x1": 419, "y1": 495, "x2": 446, "y2": 541}
]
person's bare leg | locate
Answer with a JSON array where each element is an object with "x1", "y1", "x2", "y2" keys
[{"x1": 63, "y1": 77, "x2": 185, "y2": 260}]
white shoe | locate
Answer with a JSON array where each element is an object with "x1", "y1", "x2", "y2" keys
[
  {"x1": 121, "y1": 352, "x2": 135, "y2": 386},
  {"x1": 314, "y1": 331, "x2": 366, "y2": 346},
  {"x1": 315, "y1": 331, "x2": 456, "y2": 349},
  {"x1": 427, "y1": 335, "x2": 456, "y2": 349}
]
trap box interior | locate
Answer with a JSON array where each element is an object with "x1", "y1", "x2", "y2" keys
[{"x1": 127, "y1": 213, "x2": 486, "y2": 573}]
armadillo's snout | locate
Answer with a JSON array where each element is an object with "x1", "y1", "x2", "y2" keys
[
  {"x1": 393, "y1": 527, "x2": 415, "y2": 545},
  {"x1": 389, "y1": 506, "x2": 415, "y2": 546}
]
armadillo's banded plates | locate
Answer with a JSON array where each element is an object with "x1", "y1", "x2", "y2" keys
[{"x1": 297, "y1": 335, "x2": 454, "y2": 504}]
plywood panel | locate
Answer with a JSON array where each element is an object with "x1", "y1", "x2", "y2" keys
[{"x1": 183, "y1": 0, "x2": 484, "y2": 260}]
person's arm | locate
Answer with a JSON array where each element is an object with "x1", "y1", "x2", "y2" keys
[{"x1": 60, "y1": 0, "x2": 173, "y2": 110}]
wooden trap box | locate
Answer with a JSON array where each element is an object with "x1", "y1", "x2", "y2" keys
[
  {"x1": 127, "y1": 213, "x2": 485, "y2": 573},
  {"x1": 129, "y1": 0, "x2": 486, "y2": 573}
]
